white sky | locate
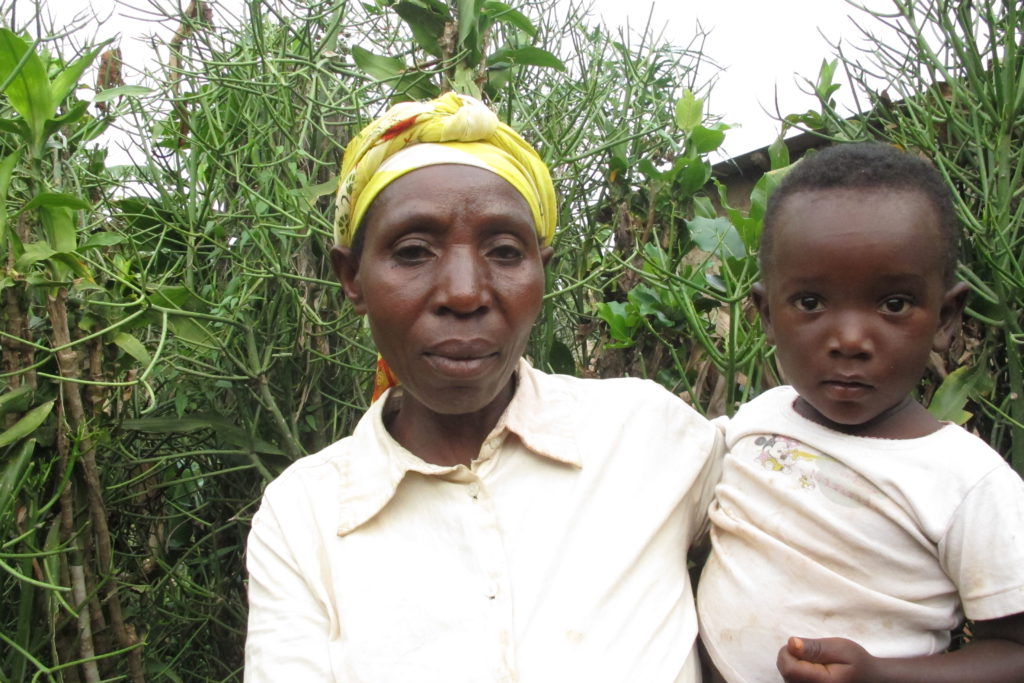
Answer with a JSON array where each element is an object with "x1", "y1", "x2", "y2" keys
[
  {"x1": 591, "y1": 0, "x2": 886, "y2": 157},
  {"x1": 26, "y1": 0, "x2": 886, "y2": 158}
]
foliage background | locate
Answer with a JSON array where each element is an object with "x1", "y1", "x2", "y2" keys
[{"x1": 0, "y1": 0, "x2": 1019, "y2": 679}]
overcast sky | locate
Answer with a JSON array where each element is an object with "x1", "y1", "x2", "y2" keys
[
  {"x1": 591, "y1": 0, "x2": 887, "y2": 156},
  {"x1": 32, "y1": 0, "x2": 886, "y2": 158}
]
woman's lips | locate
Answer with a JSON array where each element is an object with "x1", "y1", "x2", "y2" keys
[{"x1": 423, "y1": 341, "x2": 499, "y2": 378}]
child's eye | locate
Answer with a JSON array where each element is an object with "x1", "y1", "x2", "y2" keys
[
  {"x1": 879, "y1": 297, "x2": 912, "y2": 314},
  {"x1": 793, "y1": 295, "x2": 824, "y2": 312}
]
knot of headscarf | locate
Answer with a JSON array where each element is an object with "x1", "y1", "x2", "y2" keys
[{"x1": 333, "y1": 92, "x2": 557, "y2": 247}]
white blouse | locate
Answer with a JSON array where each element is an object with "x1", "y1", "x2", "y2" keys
[{"x1": 245, "y1": 360, "x2": 722, "y2": 682}]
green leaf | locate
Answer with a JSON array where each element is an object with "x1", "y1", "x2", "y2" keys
[
  {"x1": 482, "y1": 2, "x2": 536, "y2": 36},
  {"x1": 748, "y1": 165, "x2": 792, "y2": 224},
  {"x1": 0, "y1": 116, "x2": 27, "y2": 137},
  {"x1": 688, "y1": 216, "x2": 746, "y2": 260},
  {"x1": 0, "y1": 385, "x2": 33, "y2": 418},
  {"x1": 490, "y1": 46, "x2": 564, "y2": 71},
  {"x1": 14, "y1": 241, "x2": 56, "y2": 271},
  {"x1": 629, "y1": 286, "x2": 674, "y2": 327},
  {"x1": 674, "y1": 89, "x2": 703, "y2": 133},
  {"x1": 112, "y1": 331, "x2": 152, "y2": 366},
  {"x1": 637, "y1": 158, "x2": 664, "y2": 181},
  {"x1": 457, "y1": 0, "x2": 482, "y2": 46},
  {"x1": 674, "y1": 156, "x2": 711, "y2": 195},
  {"x1": 80, "y1": 232, "x2": 126, "y2": 249},
  {"x1": 815, "y1": 59, "x2": 841, "y2": 100},
  {"x1": 928, "y1": 364, "x2": 994, "y2": 424},
  {"x1": 43, "y1": 517, "x2": 63, "y2": 591},
  {"x1": 39, "y1": 205, "x2": 77, "y2": 253},
  {"x1": 0, "y1": 438, "x2": 34, "y2": 516},
  {"x1": 0, "y1": 400, "x2": 54, "y2": 448},
  {"x1": 0, "y1": 149, "x2": 22, "y2": 248},
  {"x1": 0, "y1": 29, "x2": 54, "y2": 151},
  {"x1": 48, "y1": 252, "x2": 93, "y2": 280},
  {"x1": 121, "y1": 415, "x2": 228, "y2": 434},
  {"x1": 693, "y1": 195, "x2": 717, "y2": 219},
  {"x1": 25, "y1": 272, "x2": 67, "y2": 287},
  {"x1": 122, "y1": 414, "x2": 284, "y2": 455},
  {"x1": 393, "y1": 2, "x2": 448, "y2": 58},
  {"x1": 690, "y1": 125, "x2": 725, "y2": 154},
  {"x1": 596, "y1": 300, "x2": 638, "y2": 347},
  {"x1": 545, "y1": 339, "x2": 575, "y2": 376},
  {"x1": 451, "y1": 65, "x2": 481, "y2": 98},
  {"x1": 401, "y1": 0, "x2": 451, "y2": 13},
  {"x1": 50, "y1": 43, "x2": 105, "y2": 106},
  {"x1": 351, "y1": 46, "x2": 406, "y2": 81},
  {"x1": 147, "y1": 285, "x2": 197, "y2": 309},
  {"x1": 768, "y1": 136, "x2": 790, "y2": 169},
  {"x1": 352, "y1": 46, "x2": 438, "y2": 100},
  {"x1": 145, "y1": 286, "x2": 217, "y2": 346},
  {"x1": 19, "y1": 191, "x2": 90, "y2": 215},
  {"x1": 293, "y1": 177, "x2": 339, "y2": 203},
  {"x1": 42, "y1": 100, "x2": 89, "y2": 143},
  {"x1": 92, "y1": 84, "x2": 155, "y2": 103},
  {"x1": 485, "y1": 65, "x2": 510, "y2": 96}
]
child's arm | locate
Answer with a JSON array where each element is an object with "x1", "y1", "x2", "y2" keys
[{"x1": 776, "y1": 612, "x2": 1024, "y2": 683}]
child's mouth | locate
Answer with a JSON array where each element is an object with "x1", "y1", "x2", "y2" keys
[{"x1": 823, "y1": 379, "x2": 871, "y2": 399}]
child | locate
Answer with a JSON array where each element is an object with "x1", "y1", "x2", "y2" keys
[{"x1": 696, "y1": 143, "x2": 1024, "y2": 682}]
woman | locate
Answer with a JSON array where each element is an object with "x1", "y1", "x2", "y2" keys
[{"x1": 245, "y1": 93, "x2": 721, "y2": 681}]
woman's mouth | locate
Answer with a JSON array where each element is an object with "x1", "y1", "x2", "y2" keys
[{"x1": 423, "y1": 341, "x2": 499, "y2": 378}]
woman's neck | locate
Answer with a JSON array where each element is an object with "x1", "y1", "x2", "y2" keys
[{"x1": 386, "y1": 378, "x2": 515, "y2": 467}]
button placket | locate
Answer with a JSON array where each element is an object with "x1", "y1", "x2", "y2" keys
[{"x1": 458, "y1": 472, "x2": 516, "y2": 672}]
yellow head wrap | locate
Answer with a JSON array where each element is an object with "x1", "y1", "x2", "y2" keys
[{"x1": 333, "y1": 92, "x2": 557, "y2": 247}]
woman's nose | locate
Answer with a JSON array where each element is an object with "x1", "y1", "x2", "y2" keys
[{"x1": 434, "y1": 247, "x2": 491, "y2": 315}]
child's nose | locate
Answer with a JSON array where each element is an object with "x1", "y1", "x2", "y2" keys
[{"x1": 827, "y1": 314, "x2": 874, "y2": 358}]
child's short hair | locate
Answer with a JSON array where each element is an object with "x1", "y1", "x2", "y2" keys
[{"x1": 760, "y1": 142, "x2": 961, "y2": 285}]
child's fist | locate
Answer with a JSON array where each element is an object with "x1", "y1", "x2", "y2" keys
[{"x1": 777, "y1": 636, "x2": 878, "y2": 682}]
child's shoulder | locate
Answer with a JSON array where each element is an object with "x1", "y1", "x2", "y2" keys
[
  {"x1": 719, "y1": 386, "x2": 798, "y2": 437},
  {"x1": 724, "y1": 387, "x2": 1007, "y2": 471},
  {"x1": 735, "y1": 385, "x2": 796, "y2": 414}
]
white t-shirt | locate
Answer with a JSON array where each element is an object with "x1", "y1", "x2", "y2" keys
[
  {"x1": 698, "y1": 386, "x2": 1024, "y2": 683},
  {"x1": 245, "y1": 359, "x2": 722, "y2": 682}
]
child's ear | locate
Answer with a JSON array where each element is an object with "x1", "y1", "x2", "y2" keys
[
  {"x1": 751, "y1": 282, "x2": 775, "y2": 344},
  {"x1": 330, "y1": 245, "x2": 367, "y2": 315},
  {"x1": 933, "y1": 281, "x2": 970, "y2": 353}
]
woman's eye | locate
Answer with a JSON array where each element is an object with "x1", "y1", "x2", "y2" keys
[
  {"x1": 880, "y1": 297, "x2": 911, "y2": 314},
  {"x1": 489, "y1": 244, "x2": 524, "y2": 262},
  {"x1": 392, "y1": 243, "x2": 432, "y2": 263},
  {"x1": 793, "y1": 295, "x2": 823, "y2": 312}
]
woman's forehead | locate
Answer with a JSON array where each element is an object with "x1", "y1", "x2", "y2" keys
[{"x1": 363, "y1": 165, "x2": 535, "y2": 233}]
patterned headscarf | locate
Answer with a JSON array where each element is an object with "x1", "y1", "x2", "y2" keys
[{"x1": 333, "y1": 92, "x2": 557, "y2": 247}]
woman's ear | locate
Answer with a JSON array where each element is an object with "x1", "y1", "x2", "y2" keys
[
  {"x1": 330, "y1": 245, "x2": 367, "y2": 315},
  {"x1": 540, "y1": 246, "x2": 554, "y2": 268},
  {"x1": 933, "y1": 281, "x2": 970, "y2": 352},
  {"x1": 751, "y1": 281, "x2": 775, "y2": 344}
]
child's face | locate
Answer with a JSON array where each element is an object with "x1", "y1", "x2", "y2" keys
[{"x1": 754, "y1": 188, "x2": 967, "y2": 437}]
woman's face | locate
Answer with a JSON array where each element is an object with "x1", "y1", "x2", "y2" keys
[{"x1": 332, "y1": 164, "x2": 553, "y2": 417}]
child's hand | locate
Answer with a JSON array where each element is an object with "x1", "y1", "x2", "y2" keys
[{"x1": 777, "y1": 636, "x2": 878, "y2": 682}]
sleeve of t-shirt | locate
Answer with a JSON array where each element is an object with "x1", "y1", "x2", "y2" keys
[
  {"x1": 245, "y1": 476, "x2": 335, "y2": 680},
  {"x1": 939, "y1": 462, "x2": 1024, "y2": 621},
  {"x1": 687, "y1": 415, "x2": 726, "y2": 548}
]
